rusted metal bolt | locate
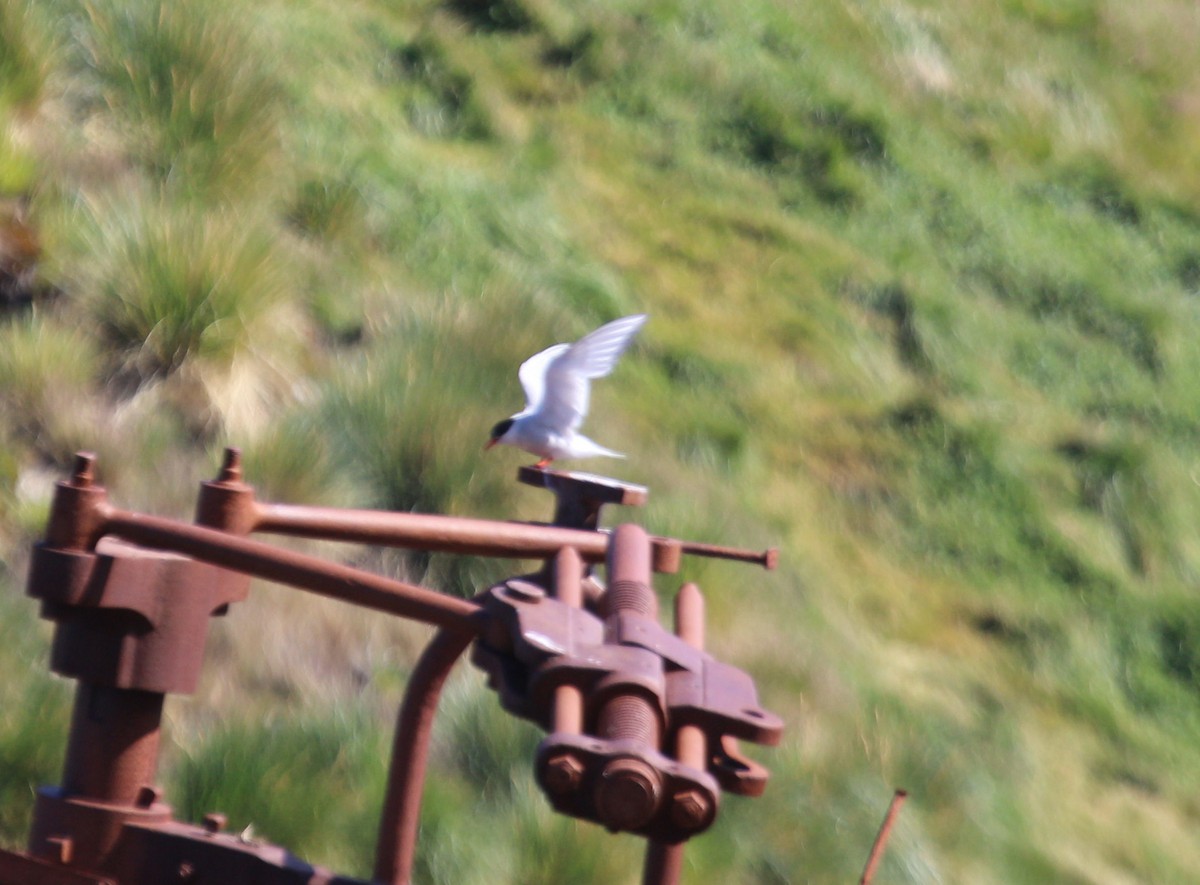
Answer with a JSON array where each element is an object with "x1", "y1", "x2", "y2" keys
[
  {"x1": 594, "y1": 757, "x2": 662, "y2": 831},
  {"x1": 196, "y1": 447, "x2": 257, "y2": 532},
  {"x1": 216, "y1": 447, "x2": 243, "y2": 483},
  {"x1": 70, "y1": 452, "x2": 96, "y2": 487},
  {"x1": 47, "y1": 452, "x2": 109, "y2": 550},
  {"x1": 669, "y1": 788, "x2": 713, "y2": 830},
  {"x1": 202, "y1": 812, "x2": 227, "y2": 834},
  {"x1": 542, "y1": 752, "x2": 585, "y2": 795}
]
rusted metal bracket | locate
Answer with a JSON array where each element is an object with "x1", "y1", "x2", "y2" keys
[{"x1": 472, "y1": 547, "x2": 782, "y2": 843}]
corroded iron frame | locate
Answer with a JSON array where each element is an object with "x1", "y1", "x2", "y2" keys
[{"x1": 3, "y1": 451, "x2": 780, "y2": 885}]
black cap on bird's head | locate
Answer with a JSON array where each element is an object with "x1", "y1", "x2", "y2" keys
[{"x1": 485, "y1": 418, "x2": 514, "y2": 450}]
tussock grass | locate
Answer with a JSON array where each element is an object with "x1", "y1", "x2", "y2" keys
[
  {"x1": 239, "y1": 418, "x2": 349, "y2": 507},
  {"x1": 70, "y1": 197, "x2": 292, "y2": 382},
  {"x1": 0, "y1": 0, "x2": 49, "y2": 202},
  {"x1": 318, "y1": 299, "x2": 525, "y2": 518},
  {"x1": 0, "y1": 313, "x2": 99, "y2": 462},
  {"x1": 80, "y1": 0, "x2": 285, "y2": 199},
  {"x1": 0, "y1": 0, "x2": 50, "y2": 113}
]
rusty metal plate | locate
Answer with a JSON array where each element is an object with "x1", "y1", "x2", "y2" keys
[
  {"x1": 0, "y1": 847, "x2": 115, "y2": 885},
  {"x1": 118, "y1": 821, "x2": 370, "y2": 885}
]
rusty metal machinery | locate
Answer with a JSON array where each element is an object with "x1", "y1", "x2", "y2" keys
[{"x1": 1, "y1": 450, "x2": 782, "y2": 885}]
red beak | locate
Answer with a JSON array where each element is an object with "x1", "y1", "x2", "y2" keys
[{"x1": 484, "y1": 438, "x2": 498, "y2": 451}]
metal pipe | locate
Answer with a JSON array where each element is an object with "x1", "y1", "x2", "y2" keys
[
  {"x1": 373, "y1": 625, "x2": 478, "y2": 885},
  {"x1": 672, "y1": 583, "x2": 707, "y2": 768},
  {"x1": 254, "y1": 502, "x2": 621, "y2": 563},
  {"x1": 61, "y1": 684, "x2": 164, "y2": 806},
  {"x1": 252, "y1": 504, "x2": 771, "y2": 571},
  {"x1": 668, "y1": 540, "x2": 778, "y2": 571},
  {"x1": 551, "y1": 547, "x2": 585, "y2": 734},
  {"x1": 99, "y1": 509, "x2": 482, "y2": 632},
  {"x1": 641, "y1": 829, "x2": 684, "y2": 884},
  {"x1": 859, "y1": 789, "x2": 908, "y2": 885},
  {"x1": 643, "y1": 582, "x2": 707, "y2": 885}
]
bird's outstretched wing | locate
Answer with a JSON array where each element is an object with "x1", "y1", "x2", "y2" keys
[
  {"x1": 517, "y1": 343, "x2": 569, "y2": 415},
  {"x1": 526, "y1": 314, "x2": 647, "y2": 433}
]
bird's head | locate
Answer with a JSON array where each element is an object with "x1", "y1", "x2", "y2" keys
[{"x1": 484, "y1": 418, "x2": 514, "y2": 450}]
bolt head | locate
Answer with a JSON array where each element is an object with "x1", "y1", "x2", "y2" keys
[
  {"x1": 670, "y1": 788, "x2": 714, "y2": 830},
  {"x1": 542, "y1": 752, "x2": 585, "y2": 795},
  {"x1": 595, "y1": 757, "x2": 662, "y2": 831}
]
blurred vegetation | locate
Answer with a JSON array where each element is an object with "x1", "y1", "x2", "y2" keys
[{"x1": 2, "y1": 0, "x2": 1200, "y2": 882}]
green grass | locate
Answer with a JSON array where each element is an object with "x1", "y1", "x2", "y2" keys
[
  {"x1": 3, "y1": 0, "x2": 1200, "y2": 882},
  {"x1": 79, "y1": 0, "x2": 286, "y2": 199},
  {"x1": 0, "y1": 313, "x2": 99, "y2": 460},
  {"x1": 0, "y1": 0, "x2": 50, "y2": 113},
  {"x1": 66, "y1": 197, "x2": 294, "y2": 381},
  {"x1": 0, "y1": 586, "x2": 70, "y2": 844}
]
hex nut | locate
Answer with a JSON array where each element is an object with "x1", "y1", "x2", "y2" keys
[
  {"x1": 670, "y1": 788, "x2": 714, "y2": 830},
  {"x1": 543, "y1": 752, "x2": 585, "y2": 795}
]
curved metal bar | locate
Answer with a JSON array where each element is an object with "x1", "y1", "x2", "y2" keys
[{"x1": 373, "y1": 622, "x2": 480, "y2": 885}]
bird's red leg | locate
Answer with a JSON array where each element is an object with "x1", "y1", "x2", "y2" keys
[{"x1": 533, "y1": 457, "x2": 553, "y2": 469}]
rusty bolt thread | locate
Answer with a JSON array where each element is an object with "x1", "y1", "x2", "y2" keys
[
  {"x1": 542, "y1": 753, "x2": 585, "y2": 796},
  {"x1": 595, "y1": 757, "x2": 663, "y2": 832},
  {"x1": 603, "y1": 523, "x2": 657, "y2": 619},
  {"x1": 603, "y1": 579, "x2": 658, "y2": 618},
  {"x1": 597, "y1": 693, "x2": 661, "y2": 748}
]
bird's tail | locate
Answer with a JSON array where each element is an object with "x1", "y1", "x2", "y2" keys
[{"x1": 574, "y1": 436, "x2": 625, "y2": 460}]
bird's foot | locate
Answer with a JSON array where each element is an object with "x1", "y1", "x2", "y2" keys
[{"x1": 532, "y1": 458, "x2": 553, "y2": 469}]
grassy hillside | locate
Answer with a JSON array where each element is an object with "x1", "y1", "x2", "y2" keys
[{"x1": 3, "y1": 0, "x2": 1200, "y2": 881}]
